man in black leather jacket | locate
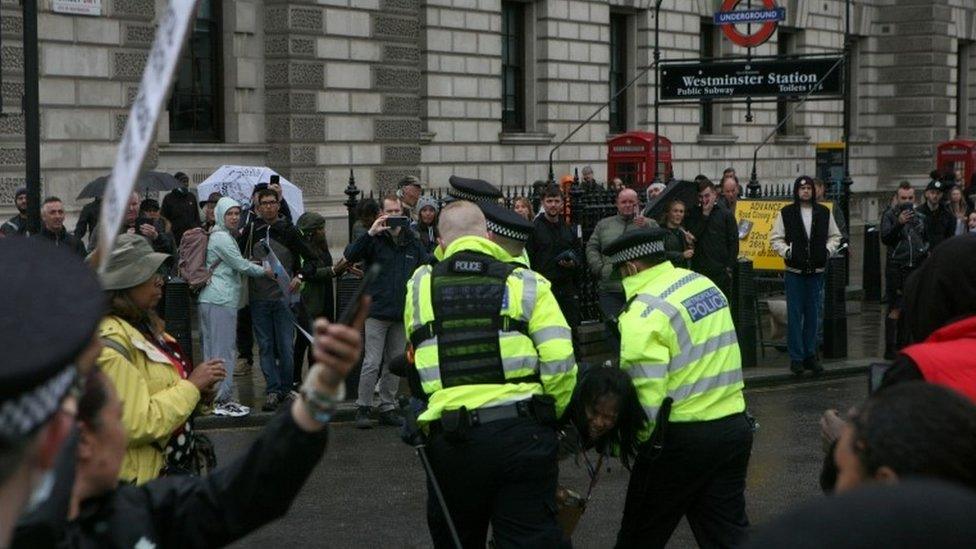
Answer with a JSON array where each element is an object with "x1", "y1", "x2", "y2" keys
[{"x1": 879, "y1": 181, "x2": 928, "y2": 357}]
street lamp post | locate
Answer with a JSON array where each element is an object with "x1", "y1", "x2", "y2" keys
[
  {"x1": 22, "y1": 0, "x2": 41, "y2": 234},
  {"x1": 841, "y1": 0, "x2": 853, "y2": 235},
  {"x1": 652, "y1": 0, "x2": 664, "y2": 185}
]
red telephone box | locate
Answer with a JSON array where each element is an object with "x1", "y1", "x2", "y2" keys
[
  {"x1": 607, "y1": 132, "x2": 673, "y2": 192},
  {"x1": 936, "y1": 140, "x2": 976, "y2": 188}
]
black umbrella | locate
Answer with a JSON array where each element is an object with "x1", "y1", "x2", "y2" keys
[{"x1": 77, "y1": 171, "x2": 181, "y2": 200}]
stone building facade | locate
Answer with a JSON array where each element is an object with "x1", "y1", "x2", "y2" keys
[{"x1": 2, "y1": 0, "x2": 976, "y2": 244}]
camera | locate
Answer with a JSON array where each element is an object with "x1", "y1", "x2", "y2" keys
[{"x1": 386, "y1": 216, "x2": 410, "y2": 229}]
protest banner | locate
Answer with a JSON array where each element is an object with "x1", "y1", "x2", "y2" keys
[
  {"x1": 97, "y1": 0, "x2": 200, "y2": 271},
  {"x1": 735, "y1": 199, "x2": 834, "y2": 271}
]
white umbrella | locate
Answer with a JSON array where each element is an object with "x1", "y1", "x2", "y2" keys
[{"x1": 197, "y1": 165, "x2": 305, "y2": 218}]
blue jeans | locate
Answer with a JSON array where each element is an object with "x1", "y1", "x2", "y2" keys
[
  {"x1": 251, "y1": 299, "x2": 295, "y2": 395},
  {"x1": 784, "y1": 272, "x2": 824, "y2": 362}
]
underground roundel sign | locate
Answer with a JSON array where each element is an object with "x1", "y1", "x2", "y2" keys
[{"x1": 716, "y1": 0, "x2": 785, "y2": 48}]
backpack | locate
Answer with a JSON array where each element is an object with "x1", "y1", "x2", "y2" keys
[{"x1": 178, "y1": 227, "x2": 221, "y2": 290}]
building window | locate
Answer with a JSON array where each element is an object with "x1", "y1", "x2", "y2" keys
[
  {"x1": 169, "y1": 0, "x2": 222, "y2": 142},
  {"x1": 848, "y1": 36, "x2": 863, "y2": 136},
  {"x1": 609, "y1": 13, "x2": 628, "y2": 134},
  {"x1": 501, "y1": 1, "x2": 526, "y2": 132},
  {"x1": 957, "y1": 40, "x2": 973, "y2": 137},
  {"x1": 776, "y1": 28, "x2": 799, "y2": 136},
  {"x1": 699, "y1": 18, "x2": 717, "y2": 134}
]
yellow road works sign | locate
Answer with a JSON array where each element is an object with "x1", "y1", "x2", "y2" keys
[{"x1": 735, "y1": 200, "x2": 833, "y2": 271}]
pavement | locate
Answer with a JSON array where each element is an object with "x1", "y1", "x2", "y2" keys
[
  {"x1": 196, "y1": 303, "x2": 886, "y2": 431},
  {"x1": 212, "y1": 376, "x2": 869, "y2": 548}
]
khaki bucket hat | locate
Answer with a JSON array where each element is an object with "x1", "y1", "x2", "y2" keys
[{"x1": 98, "y1": 234, "x2": 171, "y2": 291}]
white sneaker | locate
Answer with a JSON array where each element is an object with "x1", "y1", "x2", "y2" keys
[{"x1": 213, "y1": 401, "x2": 251, "y2": 418}]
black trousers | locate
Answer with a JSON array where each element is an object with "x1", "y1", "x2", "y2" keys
[
  {"x1": 426, "y1": 417, "x2": 562, "y2": 549},
  {"x1": 552, "y1": 284, "x2": 581, "y2": 356},
  {"x1": 616, "y1": 413, "x2": 754, "y2": 549}
]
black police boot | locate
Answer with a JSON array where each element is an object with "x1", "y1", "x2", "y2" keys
[{"x1": 790, "y1": 360, "x2": 804, "y2": 375}]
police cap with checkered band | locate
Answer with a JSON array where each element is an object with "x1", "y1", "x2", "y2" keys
[
  {"x1": 447, "y1": 175, "x2": 504, "y2": 204},
  {"x1": 604, "y1": 227, "x2": 669, "y2": 267},
  {"x1": 0, "y1": 237, "x2": 104, "y2": 440},
  {"x1": 480, "y1": 201, "x2": 534, "y2": 242}
]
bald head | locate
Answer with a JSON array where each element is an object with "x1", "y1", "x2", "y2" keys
[
  {"x1": 437, "y1": 200, "x2": 487, "y2": 247},
  {"x1": 616, "y1": 188, "x2": 639, "y2": 218}
]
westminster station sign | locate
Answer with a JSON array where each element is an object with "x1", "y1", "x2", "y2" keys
[{"x1": 660, "y1": 57, "x2": 844, "y2": 101}]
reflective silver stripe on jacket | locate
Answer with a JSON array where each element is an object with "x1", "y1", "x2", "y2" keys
[
  {"x1": 627, "y1": 362, "x2": 668, "y2": 380},
  {"x1": 417, "y1": 365, "x2": 441, "y2": 384},
  {"x1": 631, "y1": 294, "x2": 692, "y2": 351},
  {"x1": 410, "y1": 266, "x2": 431, "y2": 334},
  {"x1": 660, "y1": 272, "x2": 702, "y2": 299},
  {"x1": 531, "y1": 325, "x2": 572, "y2": 347},
  {"x1": 669, "y1": 368, "x2": 744, "y2": 401},
  {"x1": 518, "y1": 270, "x2": 537, "y2": 322},
  {"x1": 668, "y1": 330, "x2": 739, "y2": 373},
  {"x1": 502, "y1": 355, "x2": 538, "y2": 374},
  {"x1": 539, "y1": 357, "x2": 575, "y2": 376}
]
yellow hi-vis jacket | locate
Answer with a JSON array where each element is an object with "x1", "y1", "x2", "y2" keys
[
  {"x1": 405, "y1": 235, "x2": 577, "y2": 425},
  {"x1": 620, "y1": 261, "x2": 745, "y2": 442}
]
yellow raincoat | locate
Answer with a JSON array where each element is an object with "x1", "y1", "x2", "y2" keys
[{"x1": 97, "y1": 316, "x2": 200, "y2": 484}]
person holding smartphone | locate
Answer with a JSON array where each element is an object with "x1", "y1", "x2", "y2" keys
[
  {"x1": 880, "y1": 181, "x2": 929, "y2": 358},
  {"x1": 343, "y1": 194, "x2": 431, "y2": 429}
]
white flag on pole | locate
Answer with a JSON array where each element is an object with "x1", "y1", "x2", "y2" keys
[{"x1": 97, "y1": 0, "x2": 200, "y2": 271}]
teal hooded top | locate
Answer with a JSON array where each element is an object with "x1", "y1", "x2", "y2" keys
[{"x1": 198, "y1": 197, "x2": 266, "y2": 308}]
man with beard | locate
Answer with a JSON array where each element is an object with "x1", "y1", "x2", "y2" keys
[
  {"x1": 770, "y1": 176, "x2": 842, "y2": 375},
  {"x1": 1, "y1": 187, "x2": 29, "y2": 236}
]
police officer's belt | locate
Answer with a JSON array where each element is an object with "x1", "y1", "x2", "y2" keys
[{"x1": 431, "y1": 396, "x2": 557, "y2": 436}]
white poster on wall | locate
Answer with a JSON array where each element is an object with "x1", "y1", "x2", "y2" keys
[
  {"x1": 52, "y1": 0, "x2": 102, "y2": 16},
  {"x1": 97, "y1": 0, "x2": 200, "y2": 271}
]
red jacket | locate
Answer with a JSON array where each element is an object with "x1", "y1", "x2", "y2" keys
[{"x1": 902, "y1": 316, "x2": 976, "y2": 403}]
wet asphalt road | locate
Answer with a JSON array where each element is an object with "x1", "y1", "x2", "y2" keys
[{"x1": 217, "y1": 376, "x2": 868, "y2": 548}]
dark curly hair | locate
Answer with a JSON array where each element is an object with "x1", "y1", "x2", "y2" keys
[
  {"x1": 850, "y1": 382, "x2": 976, "y2": 489},
  {"x1": 566, "y1": 366, "x2": 647, "y2": 469}
]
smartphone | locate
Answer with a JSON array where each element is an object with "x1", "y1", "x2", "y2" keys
[
  {"x1": 134, "y1": 216, "x2": 153, "y2": 234},
  {"x1": 386, "y1": 216, "x2": 410, "y2": 229},
  {"x1": 270, "y1": 174, "x2": 280, "y2": 186},
  {"x1": 898, "y1": 202, "x2": 915, "y2": 213},
  {"x1": 337, "y1": 263, "x2": 381, "y2": 325},
  {"x1": 868, "y1": 362, "x2": 892, "y2": 394}
]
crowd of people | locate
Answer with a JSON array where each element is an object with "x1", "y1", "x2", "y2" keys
[{"x1": 2, "y1": 165, "x2": 976, "y2": 549}]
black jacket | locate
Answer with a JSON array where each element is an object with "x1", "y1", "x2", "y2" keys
[
  {"x1": 1, "y1": 213, "x2": 28, "y2": 236},
  {"x1": 73, "y1": 200, "x2": 100, "y2": 246},
  {"x1": 917, "y1": 201, "x2": 955, "y2": 251},
  {"x1": 13, "y1": 411, "x2": 328, "y2": 549},
  {"x1": 780, "y1": 202, "x2": 831, "y2": 273},
  {"x1": 343, "y1": 229, "x2": 431, "y2": 320},
  {"x1": 161, "y1": 188, "x2": 199, "y2": 246},
  {"x1": 239, "y1": 216, "x2": 318, "y2": 280},
  {"x1": 880, "y1": 206, "x2": 928, "y2": 268},
  {"x1": 34, "y1": 226, "x2": 87, "y2": 257},
  {"x1": 527, "y1": 215, "x2": 580, "y2": 288},
  {"x1": 687, "y1": 204, "x2": 738, "y2": 277}
]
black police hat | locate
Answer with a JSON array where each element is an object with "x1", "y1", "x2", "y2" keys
[
  {"x1": 480, "y1": 201, "x2": 534, "y2": 242},
  {"x1": 604, "y1": 227, "x2": 669, "y2": 267},
  {"x1": 926, "y1": 179, "x2": 945, "y2": 192},
  {"x1": 448, "y1": 175, "x2": 503, "y2": 203},
  {"x1": 0, "y1": 238, "x2": 104, "y2": 439}
]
